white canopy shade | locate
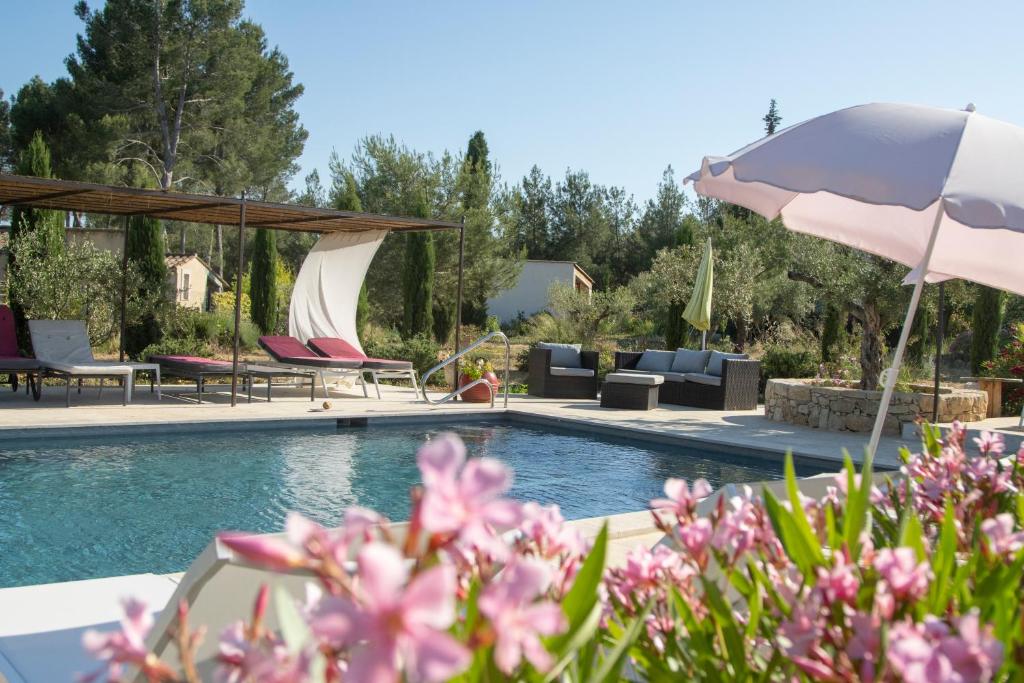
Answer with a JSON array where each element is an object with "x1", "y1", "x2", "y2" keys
[
  {"x1": 686, "y1": 102, "x2": 1024, "y2": 457},
  {"x1": 687, "y1": 103, "x2": 1024, "y2": 296}
]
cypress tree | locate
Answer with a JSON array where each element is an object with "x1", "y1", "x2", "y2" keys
[
  {"x1": 356, "y1": 283, "x2": 370, "y2": 340},
  {"x1": 665, "y1": 302, "x2": 686, "y2": 350},
  {"x1": 249, "y1": 228, "x2": 279, "y2": 335},
  {"x1": 970, "y1": 285, "x2": 1004, "y2": 373},
  {"x1": 402, "y1": 196, "x2": 435, "y2": 338},
  {"x1": 8, "y1": 131, "x2": 64, "y2": 349},
  {"x1": 123, "y1": 214, "x2": 167, "y2": 357},
  {"x1": 821, "y1": 304, "x2": 842, "y2": 363}
]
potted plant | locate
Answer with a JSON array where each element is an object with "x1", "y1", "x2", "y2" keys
[{"x1": 458, "y1": 357, "x2": 500, "y2": 402}]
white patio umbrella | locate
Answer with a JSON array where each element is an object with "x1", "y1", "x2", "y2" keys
[{"x1": 686, "y1": 102, "x2": 1024, "y2": 457}]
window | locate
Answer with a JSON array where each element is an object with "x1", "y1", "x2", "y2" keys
[{"x1": 182, "y1": 273, "x2": 190, "y2": 301}]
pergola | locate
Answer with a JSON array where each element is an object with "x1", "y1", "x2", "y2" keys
[{"x1": 0, "y1": 173, "x2": 465, "y2": 406}]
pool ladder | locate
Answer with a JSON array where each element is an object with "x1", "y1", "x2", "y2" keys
[{"x1": 420, "y1": 331, "x2": 511, "y2": 408}]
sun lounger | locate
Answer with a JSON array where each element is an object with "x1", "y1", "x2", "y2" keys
[
  {"x1": 28, "y1": 320, "x2": 134, "y2": 406},
  {"x1": 306, "y1": 336, "x2": 418, "y2": 399},
  {"x1": 258, "y1": 336, "x2": 368, "y2": 398},
  {"x1": 149, "y1": 355, "x2": 317, "y2": 403},
  {"x1": 0, "y1": 305, "x2": 41, "y2": 401}
]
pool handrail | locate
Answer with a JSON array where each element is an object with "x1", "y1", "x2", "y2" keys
[{"x1": 420, "y1": 330, "x2": 511, "y2": 408}]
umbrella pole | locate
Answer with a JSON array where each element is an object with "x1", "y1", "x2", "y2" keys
[
  {"x1": 932, "y1": 282, "x2": 945, "y2": 423},
  {"x1": 867, "y1": 206, "x2": 944, "y2": 458}
]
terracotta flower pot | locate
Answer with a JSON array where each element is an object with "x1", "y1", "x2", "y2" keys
[{"x1": 458, "y1": 371, "x2": 500, "y2": 403}]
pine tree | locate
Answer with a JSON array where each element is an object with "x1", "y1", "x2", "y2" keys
[
  {"x1": 402, "y1": 196, "x2": 435, "y2": 338},
  {"x1": 8, "y1": 131, "x2": 64, "y2": 349},
  {"x1": 821, "y1": 304, "x2": 842, "y2": 363},
  {"x1": 970, "y1": 285, "x2": 1004, "y2": 373},
  {"x1": 249, "y1": 228, "x2": 279, "y2": 335},
  {"x1": 123, "y1": 214, "x2": 168, "y2": 357},
  {"x1": 763, "y1": 99, "x2": 782, "y2": 135}
]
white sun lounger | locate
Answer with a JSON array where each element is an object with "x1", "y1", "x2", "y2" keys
[{"x1": 28, "y1": 320, "x2": 135, "y2": 406}]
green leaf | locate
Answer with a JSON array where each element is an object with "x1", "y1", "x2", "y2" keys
[
  {"x1": 898, "y1": 507, "x2": 927, "y2": 562},
  {"x1": 274, "y1": 585, "x2": 311, "y2": 653},
  {"x1": 927, "y1": 501, "x2": 958, "y2": 613},
  {"x1": 843, "y1": 449, "x2": 873, "y2": 560},
  {"x1": 763, "y1": 487, "x2": 817, "y2": 575},
  {"x1": 783, "y1": 453, "x2": 825, "y2": 564},
  {"x1": 592, "y1": 602, "x2": 651, "y2": 683},
  {"x1": 701, "y1": 577, "x2": 748, "y2": 677}
]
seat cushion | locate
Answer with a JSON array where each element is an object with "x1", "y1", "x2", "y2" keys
[
  {"x1": 604, "y1": 372, "x2": 663, "y2": 386},
  {"x1": 41, "y1": 360, "x2": 133, "y2": 376},
  {"x1": 671, "y1": 348, "x2": 711, "y2": 374},
  {"x1": 259, "y1": 335, "x2": 320, "y2": 361},
  {"x1": 683, "y1": 372, "x2": 722, "y2": 387},
  {"x1": 549, "y1": 366, "x2": 595, "y2": 378},
  {"x1": 0, "y1": 356, "x2": 41, "y2": 370},
  {"x1": 362, "y1": 358, "x2": 414, "y2": 371},
  {"x1": 707, "y1": 351, "x2": 749, "y2": 376},
  {"x1": 306, "y1": 337, "x2": 367, "y2": 361},
  {"x1": 28, "y1": 320, "x2": 95, "y2": 364},
  {"x1": 537, "y1": 342, "x2": 582, "y2": 368},
  {"x1": 635, "y1": 350, "x2": 675, "y2": 373},
  {"x1": 150, "y1": 355, "x2": 233, "y2": 371}
]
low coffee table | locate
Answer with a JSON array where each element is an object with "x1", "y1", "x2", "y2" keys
[{"x1": 601, "y1": 372, "x2": 663, "y2": 410}]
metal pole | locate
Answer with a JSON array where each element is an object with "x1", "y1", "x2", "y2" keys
[
  {"x1": 118, "y1": 215, "x2": 130, "y2": 362},
  {"x1": 454, "y1": 219, "x2": 465, "y2": 391},
  {"x1": 230, "y1": 194, "x2": 246, "y2": 407},
  {"x1": 932, "y1": 281, "x2": 945, "y2": 423}
]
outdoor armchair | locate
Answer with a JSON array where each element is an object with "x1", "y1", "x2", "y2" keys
[{"x1": 528, "y1": 342, "x2": 599, "y2": 399}]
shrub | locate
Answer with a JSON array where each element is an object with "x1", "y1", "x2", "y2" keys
[
  {"x1": 87, "y1": 424, "x2": 1024, "y2": 681},
  {"x1": 363, "y1": 327, "x2": 441, "y2": 379},
  {"x1": 484, "y1": 314, "x2": 501, "y2": 334},
  {"x1": 761, "y1": 344, "x2": 820, "y2": 382},
  {"x1": 139, "y1": 336, "x2": 213, "y2": 361},
  {"x1": 971, "y1": 285, "x2": 1004, "y2": 373}
]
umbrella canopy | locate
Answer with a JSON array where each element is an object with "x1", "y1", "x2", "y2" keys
[
  {"x1": 686, "y1": 102, "x2": 1024, "y2": 456},
  {"x1": 682, "y1": 238, "x2": 714, "y2": 347}
]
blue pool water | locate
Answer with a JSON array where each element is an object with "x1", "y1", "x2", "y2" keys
[{"x1": 0, "y1": 421, "x2": 833, "y2": 587}]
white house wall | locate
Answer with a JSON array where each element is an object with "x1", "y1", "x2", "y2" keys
[{"x1": 486, "y1": 261, "x2": 580, "y2": 324}]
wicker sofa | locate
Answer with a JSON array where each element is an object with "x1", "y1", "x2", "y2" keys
[
  {"x1": 613, "y1": 349, "x2": 760, "y2": 410},
  {"x1": 528, "y1": 343, "x2": 599, "y2": 399}
]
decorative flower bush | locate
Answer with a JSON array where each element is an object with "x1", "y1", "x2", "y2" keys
[
  {"x1": 982, "y1": 322, "x2": 1024, "y2": 414},
  {"x1": 83, "y1": 424, "x2": 1024, "y2": 682}
]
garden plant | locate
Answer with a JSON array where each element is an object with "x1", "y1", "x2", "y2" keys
[{"x1": 83, "y1": 424, "x2": 1024, "y2": 681}]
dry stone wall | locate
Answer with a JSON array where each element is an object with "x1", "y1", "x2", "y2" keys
[{"x1": 764, "y1": 379, "x2": 987, "y2": 435}]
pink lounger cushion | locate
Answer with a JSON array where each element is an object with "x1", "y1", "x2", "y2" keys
[
  {"x1": 306, "y1": 337, "x2": 413, "y2": 370},
  {"x1": 258, "y1": 336, "x2": 362, "y2": 369},
  {"x1": 0, "y1": 305, "x2": 28, "y2": 358}
]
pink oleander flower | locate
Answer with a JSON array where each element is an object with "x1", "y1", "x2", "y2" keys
[
  {"x1": 677, "y1": 517, "x2": 713, "y2": 557},
  {"x1": 981, "y1": 513, "x2": 1024, "y2": 557},
  {"x1": 973, "y1": 431, "x2": 1005, "y2": 457},
  {"x1": 651, "y1": 477, "x2": 712, "y2": 517},
  {"x1": 286, "y1": 507, "x2": 382, "y2": 566},
  {"x1": 887, "y1": 613, "x2": 1002, "y2": 683},
  {"x1": 478, "y1": 559, "x2": 567, "y2": 674},
  {"x1": 307, "y1": 542, "x2": 470, "y2": 682},
  {"x1": 82, "y1": 598, "x2": 175, "y2": 683},
  {"x1": 416, "y1": 433, "x2": 522, "y2": 558},
  {"x1": 218, "y1": 532, "x2": 307, "y2": 572},
  {"x1": 218, "y1": 621, "x2": 311, "y2": 683},
  {"x1": 777, "y1": 598, "x2": 822, "y2": 657},
  {"x1": 518, "y1": 502, "x2": 583, "y2": 558},
  {"x1": 873, "y1": 547, "x2": 931, "y2": 602},
  {"x1": 815, "y1": 551, "x2": 859, "y2": 605}
]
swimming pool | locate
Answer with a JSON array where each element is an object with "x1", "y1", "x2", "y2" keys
[{"x1": 0, "y1": 420, "x2": 834, "y2": 587}]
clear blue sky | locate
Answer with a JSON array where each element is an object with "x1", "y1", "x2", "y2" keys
[{"x1": 2, "y1": 0, "x2": 1023, "y2": 203}]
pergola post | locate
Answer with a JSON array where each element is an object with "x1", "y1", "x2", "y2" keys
[
  {"x1": 454, "y1": 218, "x2": 466, "y2": 389},
  {"x1": 230, "y1": 194, "x2": 247, "y2": 407},
  {"x1": 118, "y1": 214, "x2": 130, "y2": 362},
  {"x1": 932, "y1": 282, "x2": 945, "y2": 423}
]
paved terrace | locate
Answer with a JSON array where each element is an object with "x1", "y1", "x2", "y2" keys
[{"x1": 1, "y1": 377, "x2": 1018, "y2": 467}]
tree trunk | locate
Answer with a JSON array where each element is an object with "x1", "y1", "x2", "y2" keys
[
  {"x1": 216, "y1": 225, "x2": 224, "y2": 276},
  {"x1": 735, "y1": 316, "x2": 748, "y2": 352},
  {"x1": 179, "y1": 225, "x2": 187, "y2": 253},
  {"x1": 859, "y1": 303, "x2": 883, "y2": 390}
]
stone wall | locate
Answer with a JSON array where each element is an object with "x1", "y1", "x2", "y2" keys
[{"x1": 764, "y1": 379, "x2": 987, "y2": 434}]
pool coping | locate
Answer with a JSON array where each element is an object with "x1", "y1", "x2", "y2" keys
[{"x1": 0, "y1": 405, "x2": 897, "y2": 470}]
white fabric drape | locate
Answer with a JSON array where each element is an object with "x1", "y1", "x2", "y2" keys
[{"x1": 288, "y1": 230, "x2": 387, "y2": 354}]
